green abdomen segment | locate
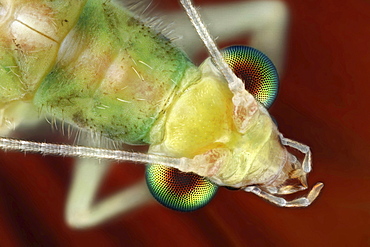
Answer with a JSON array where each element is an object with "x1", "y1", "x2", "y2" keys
[
  {"x1": 0, "y1": 0, "x2": 87, "y2": 105},
  {"x1": 33, "y1": 0, "x2": 197, "y2": 144}
]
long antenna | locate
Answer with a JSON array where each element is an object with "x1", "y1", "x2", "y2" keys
[
  {"x1": 0, "y1": 137, "x2": 191, "y2": 170},
  {"x1": 179, "y1": 0, "x2": 245, "y2": 94},
  {"x1": 180, "y1": 0, "x2": 257, "y2": 134}
]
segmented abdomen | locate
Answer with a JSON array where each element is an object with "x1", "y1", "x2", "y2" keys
[{"x1": 0, "y1": 0, "x2": 198, "y2": 144}]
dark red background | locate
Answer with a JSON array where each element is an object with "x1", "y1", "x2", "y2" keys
[{"x1": 0, "y1": 0, "x2": 369, "y2": 246}]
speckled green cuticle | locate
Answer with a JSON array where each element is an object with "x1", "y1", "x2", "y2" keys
[{"x1": 34, "y1": 0, "x2": 197, "y2": 144}]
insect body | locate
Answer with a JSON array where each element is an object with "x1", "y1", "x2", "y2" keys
[{"x1": 0, "y1": 0, "x2": 323, "y2": 214}]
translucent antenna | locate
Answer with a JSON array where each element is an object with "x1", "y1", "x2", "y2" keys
[
  {"x1": 0, "y1": 137, "x2": 191, "y2": 170},
  {"x1": 179, "y1": 0, "x2": 245, "y2": 94}
]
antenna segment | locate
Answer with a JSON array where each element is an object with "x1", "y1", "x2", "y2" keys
[
  {"x1": 0, "y1": 137, "x2": 191, "y2": 169},
  {"x1": 179, "y1": 0, "x2": 245, "y2": 94}
]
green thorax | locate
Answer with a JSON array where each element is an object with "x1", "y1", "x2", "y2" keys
[{"x1": 33, "y1": 0, "x2": 199, "y2": 144}]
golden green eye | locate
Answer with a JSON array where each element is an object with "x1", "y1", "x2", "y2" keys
[
  {"x1": 146, "y1": 164, "x2": 218, "y2": 212},
  {"x1": 221, "y1": 46, "x2": 279, "y2": 108}
]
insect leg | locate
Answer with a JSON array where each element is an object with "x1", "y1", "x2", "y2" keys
[
  {"x1": 0, "y1": 102, "x2": 42, "y2": 136},
  {"x1": 65, "y1": 157, "x2": 152, "y2": 229},
  {"x1": 244, "y1": 183, "x2": 324, "y2": 207},
  {"x1": 279, "y1": 134, "x2": 312, "y2": 173}
]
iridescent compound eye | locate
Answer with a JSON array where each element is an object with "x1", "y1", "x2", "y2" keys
[
  {"x1": 221, "y1": 46, "x2": 279, "y2": 108},
  {"x1": 146, "y1": 164, "x2": 218, "y2": 212}
]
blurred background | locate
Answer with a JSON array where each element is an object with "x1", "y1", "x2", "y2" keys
[{"x1": 0, "y1": 0, "x2": 369, "y2": 246}]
